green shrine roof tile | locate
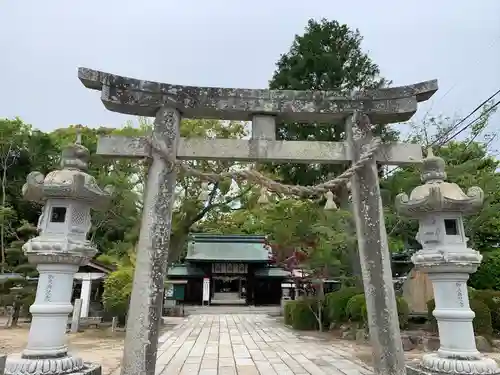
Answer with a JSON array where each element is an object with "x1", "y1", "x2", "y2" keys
[
  {"x1": 188, "y1": 234, "x2": 267, "y2": 243},
  {"x1": 167, "y1": 265, "x2": 205, "y2": 278},
  {"x1": 186, "y1": 234, "x2": 269, "y2": 262},
  {"x1": 254, "y1": 267, "x2": 291, "y2": 278}
]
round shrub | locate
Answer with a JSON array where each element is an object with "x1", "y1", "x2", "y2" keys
[
  {"x1": 474, "y1": 290, "x2": 500, "y2": 331},
  {"x1": 345, "y1": 294, "x2": 410, "y2": 328},
  {"x1": 290, "y1": 298, "x2": 318, "y2": 330},
  {"x1": 324, "y1": 287, "x2": 362, "y2": 324},
  {"x1": 345, "y1": 294, "x2": 367, "y2": 322},
  {"x1": 426, "y1": 298, "x2": 439, "y2": 332},
  {"x1": 102, "y1": 267, "x2": 134, "y2": 325},
  {"x1": 470, "y1": 250, "x2": 500, "y2": 291},
  {"x1": 427, "y1": 297, "x2": 493, "y2": 336},
  {"x1": 468, "y1": 286, "x2": 478, "y2": 299},
  {"x1": 470, "y1": 298, "x2": 493, "y2": 336}
]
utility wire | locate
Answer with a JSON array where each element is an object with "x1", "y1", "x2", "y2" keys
[
  {"x1": 384, "y1": 91, "x2": 500, "y2": 236},
  {"x1": 431, "y1": 88, "x2": 500, "y2": 147},
  {"x1": 445, "y1": 100, "x2": 500, "y2": 148},
  {"x1": 384, "y1": 87, "x2": 500, "y2": 179}
]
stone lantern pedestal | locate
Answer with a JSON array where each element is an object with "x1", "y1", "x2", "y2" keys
[
  {"x1": 5, "y1": 132, "x2": 112, "y2": 375},
  {"x1": 396, "y1": 149, "x2": 499, "y2": 375}
]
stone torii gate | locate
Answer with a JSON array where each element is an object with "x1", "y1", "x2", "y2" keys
[{"x1": 78, "y1": 67, "x2": 438, "y2": 375}]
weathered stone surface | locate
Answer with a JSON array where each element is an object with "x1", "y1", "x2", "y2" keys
[
  {"x1": 347, "y1": 113, "x2": 406, "y2": 375},
  {"x1": 79, "y1": 67, "x2": 437, "y2": 124},
  {"x1": 119, "y1": 106, "x2": 180, "y2": 375},
  {"x1": 97, "y1": 135, "x2": 422, "y2": 166}
]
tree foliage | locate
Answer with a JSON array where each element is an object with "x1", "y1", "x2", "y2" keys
[
  {"x1": 384, "y1": 107, "x2": 500, "y2": 254},
  {"x1": 0, "y1": 117, "x2": 253, "y2": 312},
  {"x1": 102, "y1": 266, "x2": 134, "y2": 324},
  {"x1": 266, "y1": 19, "x2": 397, "y2": 284},
  {"x1": 268, "y1": 18, "x2": 395, "y2": 189}
]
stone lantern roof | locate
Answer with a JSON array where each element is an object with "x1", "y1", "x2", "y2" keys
[
  {"x1": 21, "y1": 129, "x2": 113, "y2": 209},
  {"x1": 395, "y1": 148, "x2": 484, "y2": 217}
]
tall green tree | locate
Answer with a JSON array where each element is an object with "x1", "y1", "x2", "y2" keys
[
  {"x1": 267, "y1": 19, "x2": 397, "y2": 283},
  {"x1": 268, "y1": 18, "x2": 394, "y2": 189},
  {"x1": 0, "y1": 118, "x2": 57, "y2": 273},
  {"x1": 0, "y1": 221, "x2": 38, "y2": 325}
]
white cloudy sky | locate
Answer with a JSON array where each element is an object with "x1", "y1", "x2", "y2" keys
[{"x1": 1, "y1": 0, "x2": 499, "y2": 139}]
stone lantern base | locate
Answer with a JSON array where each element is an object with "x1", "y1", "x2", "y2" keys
[
  {"x1": 5, "y1": 355, "x2": 102, "y2": 375},
  {"x1": 406, "y1": 355, "x2": 500, "y2": 375}
]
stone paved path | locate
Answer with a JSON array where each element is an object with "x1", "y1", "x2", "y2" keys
[{"x1": 155, "y1": 314, "x2": 374, "y2": 375}]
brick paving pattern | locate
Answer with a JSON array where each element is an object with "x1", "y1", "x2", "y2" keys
[{"x1": 154, "y1": 314, "x2": 374, "y2": 375}]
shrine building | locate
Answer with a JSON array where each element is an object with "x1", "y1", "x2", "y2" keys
[{"x1": 167, "y1": 234, "x2": 291, "y2": 306}]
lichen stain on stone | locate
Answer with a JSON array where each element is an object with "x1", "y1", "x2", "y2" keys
[{"x1": 120, "y1": 107, "x2": 180, "y2": 375}]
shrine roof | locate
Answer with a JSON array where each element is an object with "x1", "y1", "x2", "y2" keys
[
  {"x1": 186, "y1": 234, "x2": 269, "y2": 262},
  {"x1": 79, "y1": 260, "x2": 116, "y2": 274},
  {"x1": 254, "y1": 267, "x2": 291, "y2": 278},
  {"x1": 167, "y1": 265, "x2": 205, "y2": 278}
]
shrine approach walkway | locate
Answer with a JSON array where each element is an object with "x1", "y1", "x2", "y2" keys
[{"x1": 150, "y1": 314, "x2": 374, "y2": 375}]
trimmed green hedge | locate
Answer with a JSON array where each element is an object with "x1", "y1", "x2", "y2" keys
[
  {"x1": 345, "y1": 294, "x2": 367, "y2": 322},
  {"x1": 102, "y1": 267, "x2": 134, "y2": 325},
  {"x1": 470, "y1": 251, "x2": 500, "y2": 291},
  {"x1": 345, "y1": 293, "x2": 410, "y2": 328},
  {"x1": 284, "y1": 299, "x2": 319, "y2": 330},
  {"x1": 324, "y1": 287, "x2": 362, "y2": 324},
  {"x1": 473, "y1": 289, "x2": 500, "y2": 331},
  {"x1": 427, "y1": 297, "x2": 492, "y2": 335}
]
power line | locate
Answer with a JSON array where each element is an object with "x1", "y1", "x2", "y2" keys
[
  {"x1": 443, "y1": 100, "x2": 500, "y2": 147},
  {"x1": 431, "y1": 88, "x2": 500, "y2": 146},
  {"x1": 383, "y1": 88, "x2": 500, "y2": 179}
]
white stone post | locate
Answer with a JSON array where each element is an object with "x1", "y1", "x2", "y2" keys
[
  {"x1": 396, "y1": 149, "x2": 499, "y2": 375},
  {"x1": 24, "y1": 263, "x2": 78, "y2": 357},
  {"x1": 79, "y1": 275, "x2": 92, "y2": 318},
  {"x1": 71, "y1": 299, "x2": 83, "y2": 334},
  {"x1": 429, "y1": 272, "x2": 478, "y2": 358},
  {"x1": 5, "y1": 131, "x2": 112, "y2": 375}
]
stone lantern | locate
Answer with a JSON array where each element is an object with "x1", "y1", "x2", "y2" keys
[
  {"x1": 396, "y1": 149, "x2": 498, "y2": 375},
  {"x1": 5, "y1": 132, "x2": 112, "y2": 375}
]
